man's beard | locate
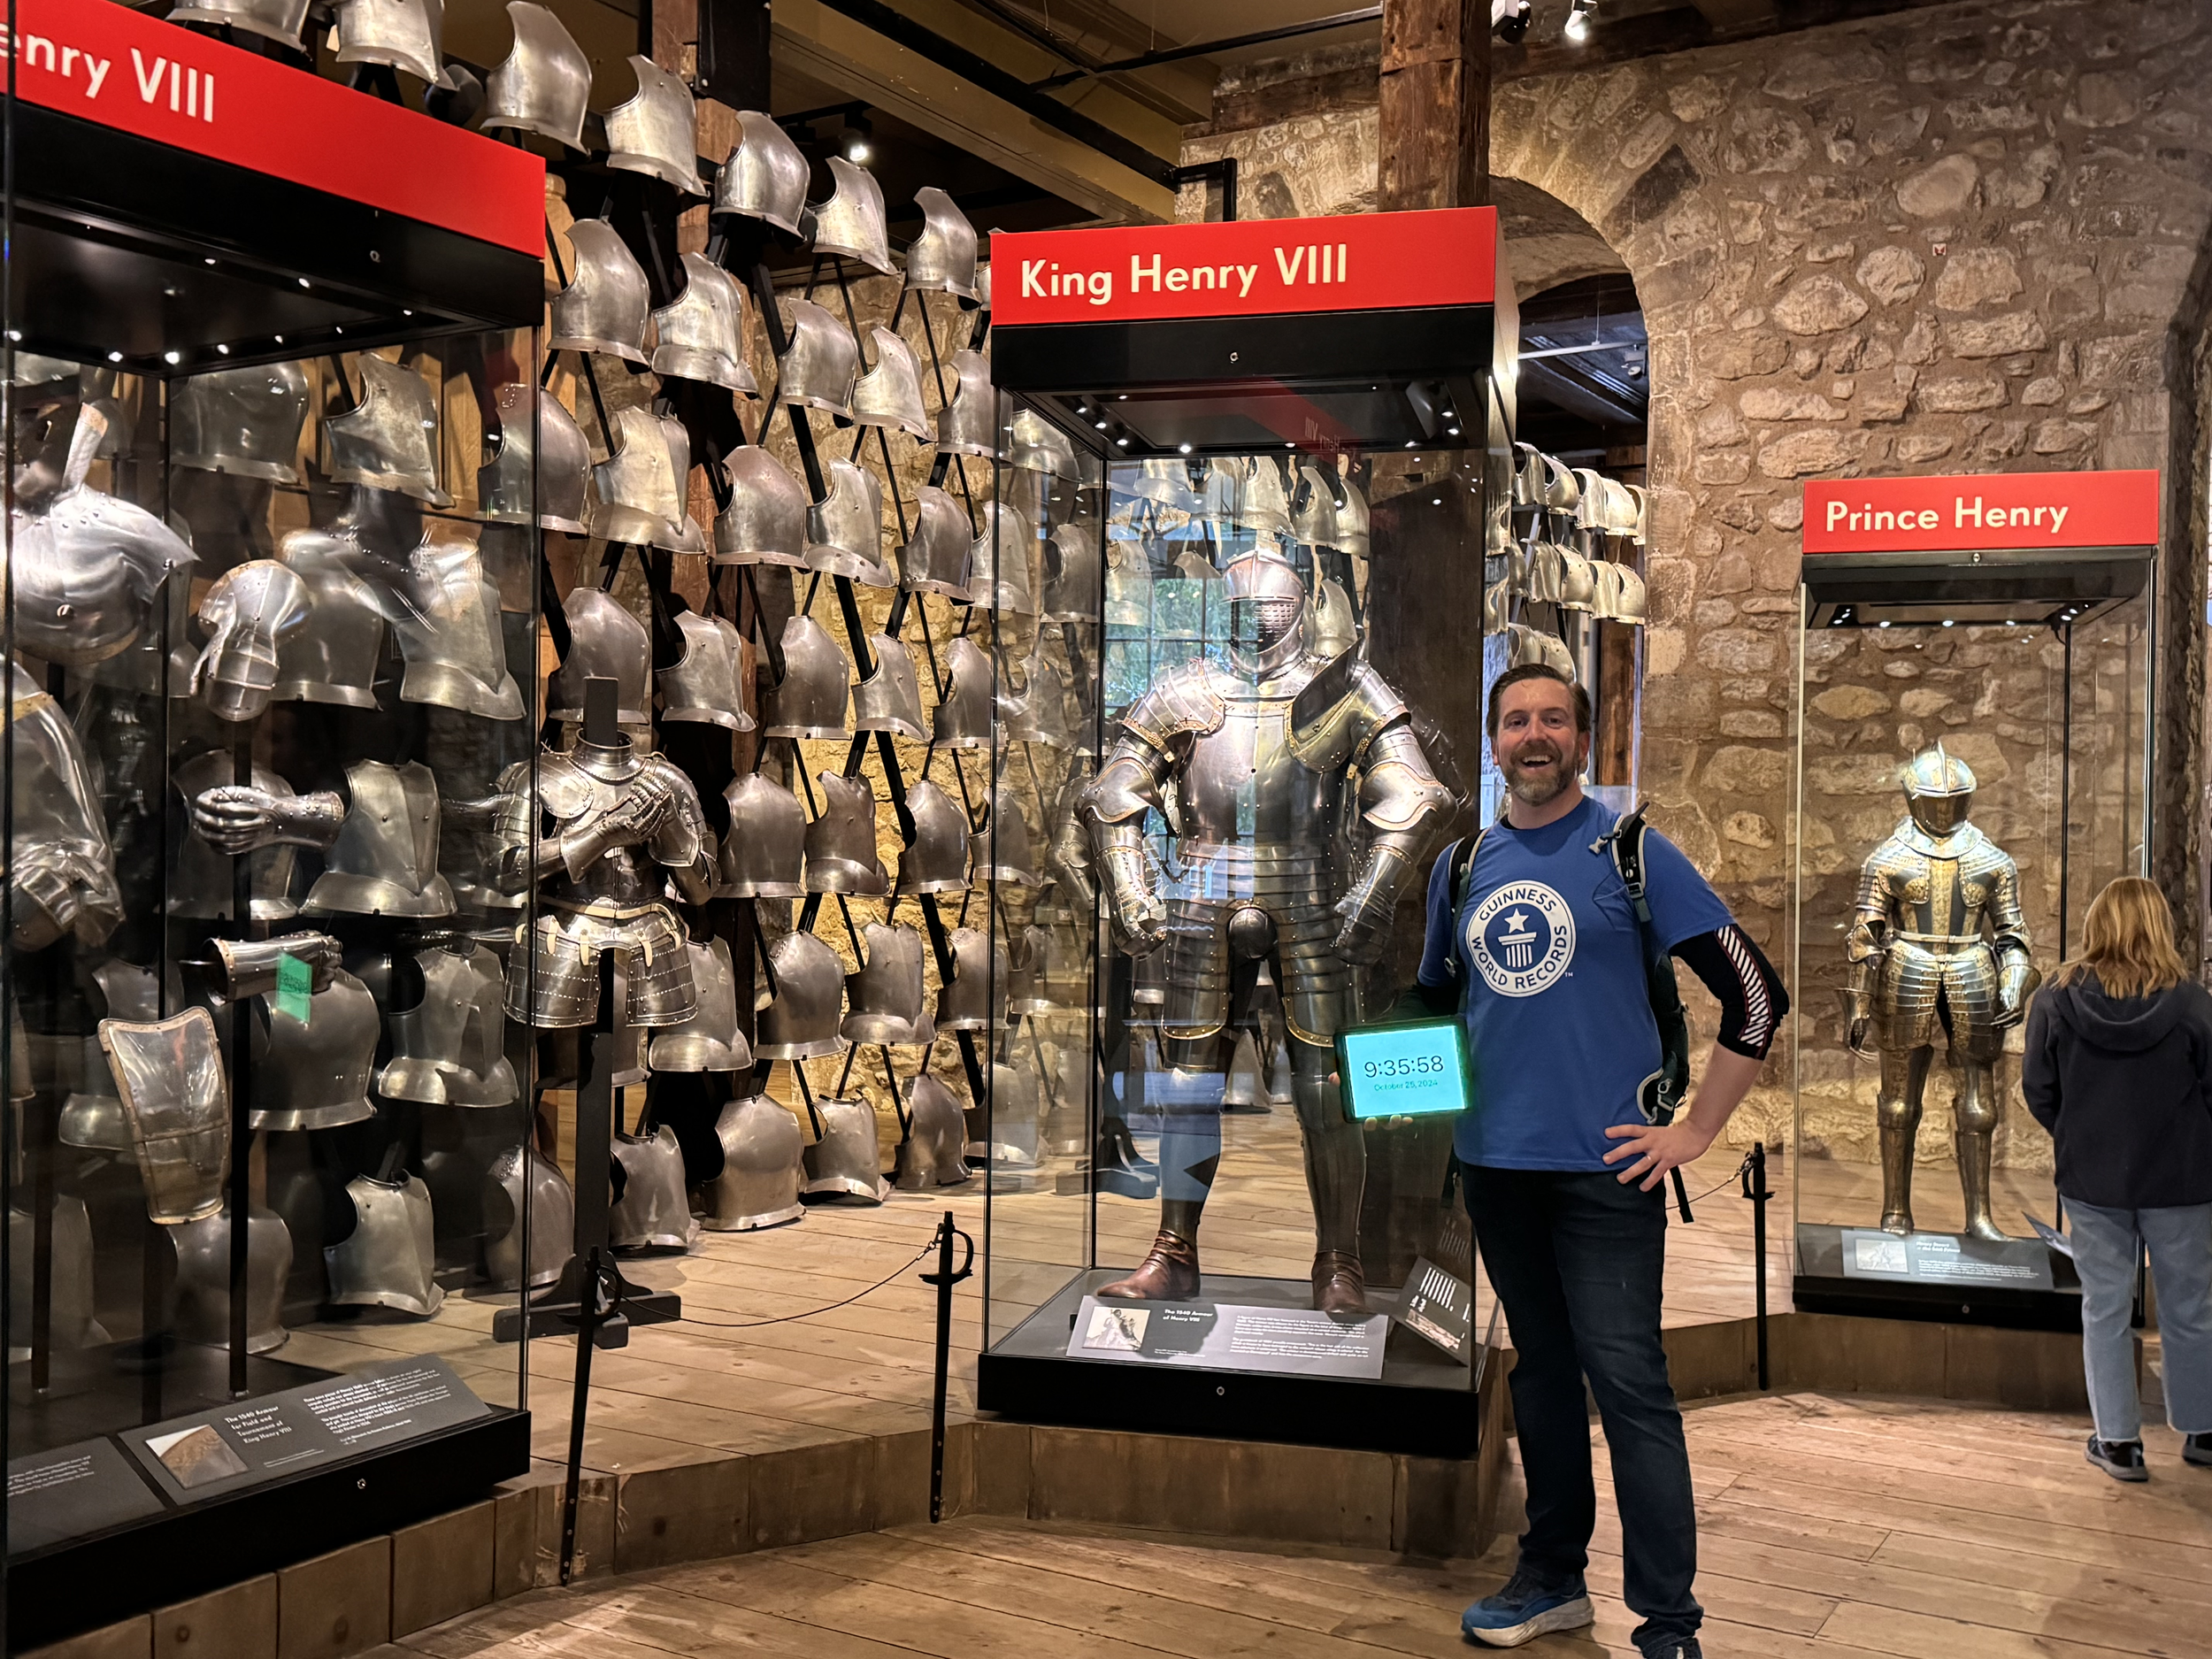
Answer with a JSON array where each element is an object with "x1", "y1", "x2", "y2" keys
[{"x1": 1503, "y1": 742, "x2": 1576, "y2": 806}]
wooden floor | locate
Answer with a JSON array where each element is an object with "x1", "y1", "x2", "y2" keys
[{"x1": 373, "y1": 1388, "x2": 2212, "y2": 1658}]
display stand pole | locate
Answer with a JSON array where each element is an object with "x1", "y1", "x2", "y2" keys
[
  {"x1": 557, "y1": 1243, "x2": 611, "y2": 1586},
  {"x1": 227, "y1": 720, "x2": 256, "y2": 1395},
  {"x1": 1742, "y1": 1141, "x2": 1770, "y2": 1390},
  {"x1": 919, "y1": 1210, "x2": 973, "y2": 1522}
]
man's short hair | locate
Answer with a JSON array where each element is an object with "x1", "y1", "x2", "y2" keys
[{"x1": 1486, "y1": 663, "x2": 1592, "y2": 740}]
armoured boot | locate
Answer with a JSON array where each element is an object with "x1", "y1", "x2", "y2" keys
[
  {"x1": 1311, "y1": 1252, "x2": 1369, "y2": 1317},
  {"x1": 1098, "y1": 1229, "x2": 1200, "y2": 1302},
  {"x1": 1878, "y1": 1117, "x2": 1916, "y2": 1235},
  {"x1": 1955, "y1": 1126, "x2": 2008, "y2": 1242}
]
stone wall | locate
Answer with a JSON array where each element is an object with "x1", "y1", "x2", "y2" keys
[{"x1": 1179, "y1": 0, "x2": 2212, "y2": 1167}]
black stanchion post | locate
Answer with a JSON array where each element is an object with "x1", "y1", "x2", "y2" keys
[
  {"x1": 559, "y1": 1243, "x2": 610, "y2": 1586},
  {"x1": 918, "y1": 1210, "x2": 973, "y2": 1522},
  {"x1": 1743, "y1": 1141, "x2": 1771, "y2": 1390}
]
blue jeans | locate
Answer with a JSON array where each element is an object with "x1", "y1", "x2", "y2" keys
[
  {"x1": 2067, "y1": 1199, "x2": 2212, "y2": 1442},
  {"x1": 1469, "y1": 1166, "x2": 1700, "y2": 1650}
]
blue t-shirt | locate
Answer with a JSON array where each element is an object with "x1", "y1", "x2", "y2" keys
[{"x1": 1417, "y1": 795, "x2": 1732, "y2": 1171}]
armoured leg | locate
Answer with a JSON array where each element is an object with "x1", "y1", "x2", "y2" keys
[
  {"x1": 1099, "y1": 1023, "x2": 1219, "y2": 1302},
  {"x1": 1289, "y1": 1041, "x2": 1368, "y2": 1313},
  {"x1": 1950, "y1": 1056, "x2": 2007, "y2": 1241},
  {"x1": 1876, "y1": 1047, "x2": 1932, "y2": 1234}
]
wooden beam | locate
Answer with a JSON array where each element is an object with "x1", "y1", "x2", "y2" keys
[{"x1": 1378, "y1": 0, "x2": 1490, "y2": 211}]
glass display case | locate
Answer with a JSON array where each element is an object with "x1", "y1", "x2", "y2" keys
[
  {"x1": 974, "y1": 209, "x2": 1512, "y2": 1453},
  {"x1": 1789, "y1": 471, "x2": 2160, "y2": 1330},
  {"x1": 4, "y1": 4, "x2": 543, "y2": 1642}
]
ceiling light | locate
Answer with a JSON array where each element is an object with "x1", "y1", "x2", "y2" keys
[
  {"x1": 1116, "y1": 437, "x2": 1129, "y2": 447},
  {"x1": 107, "y1": 350, "x2": 123, "y2": 363},
  {"x1": 841, "y1": 114, "x2": 873, "y2": 165},
  {"x1": 204, "y1": 257, "x2": 217, "y2": 266},
  {"x1": 216, "y1": 343, "x2": 230, "y2": 356},
  {"x1": 1878, "y1": 619, "x2": 1892, "y2": 629},
  {"x1": 164, "y1": 350, "x2": 181, "y2": 365},
  {"x1": 297, "y1": 277, "x2": 311, "y2": 288},
  {"x1": 1447, "y1": 426, "x2": 1462, "y2": 436},
  {"x1": 3, "y1": 330, "x2": 17, "y2": 342},
  {"x1": 1941, "y1": 618, "x2": 1955, "y2": 627},
  {"x1": 1095, "y1": 420, "x2": 1108, "y2": 430},
  {"x1": 1179, "y1": 442, "x2": 1193, "y2": 454},
  {"x1": 1564, "y1": 0, "x2": 1596, "y2": 42},
  {"x1": 1432, "y1": 497, "x2": 1442, "y2": 506}
]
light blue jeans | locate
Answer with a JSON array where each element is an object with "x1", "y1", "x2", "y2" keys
[{"x1": 2068, "y1": 1200, "x2": 2212, "y2": 1443}]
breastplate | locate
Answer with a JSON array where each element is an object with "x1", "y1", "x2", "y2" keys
[
  {"x1": 843, "y1": 922, "x2": 933, "y2": 1045},
  {"x1": 1173, "y1": 680, "x2": 1337, "y2": 849},
  {"x1": 484, "y1": 1146, "x2": 575, "y2": 1291},
  {"x1": 900, "y1": 486, "x2": 972, "y2": 597},
  {"x1": 905, "y1": 186, "x2": 979, "y2": 300},
  {"x1": 968, "y1": 503, "x2": 1033, "y2": 612},
  {"x1": 1009, "y1": 410, "x2": 1077, "y2": 480},
  {"x1": 647, "y1": 940, "x2": 750, "y2": 1071},
  {"x1": 713, "y1": 448, "x2": 808, "y2": 567},
  {"x1": 1334, "y1": 476, "x2": 1370, "y2": 559},
  {"x1": 273, "y1": 530, "x2": 387, "y2": 708},
  {"x1": 810, "y1": 156, "x2": 895, "y2": 274},
  {"x1": 194, "y1": 559, "x2": 311, "y2": 722},
  {"x1": 169, "y1": 1207, "x2": 292, "y2": 1356},
  {"x1": 652, "y1": 254, "x2": 755, "y2": 393},
  {"x1": 167, "y1": 0, "x2": 306, "y2": 47},
  {"x1": 250, "y1": 969, "x2": 378, "y2": 1131},
  {"x1": 755, "y1": 930, "x2": 845, "y2": 1058},
  {"x1": 931, "y1": 635, "x2": 994, "y2": 749},
  {"x1": 777, "y1": 298, "x2": 859, "y2": 420},
  {"x1": 851, "y1": 634, "x2": 925, "y2": 739},
  {"x1": 895, "y1": 1074, "x2": 969, "y2": 1190},
  {"x1": 480, "y1": 386, "x2": 592, "y2": 535},
  {"x1": 100, "y1": 1010, "x2": 230, "y2": 1226},
  {"x1": 333, "y1": 0, "x2": 442, "y2": 83},
  {"x1": 659, "y1": 611, "x2": 752, "y2": 730},
  {"x1": 805, "y1": 459, "x2": 893, "y2": 585},
  {"x1": 482, "y1": 0, "x2": 590, "y2": 150},
  {"x1": 611, "y1": 1126, "x2": 699, "y2": 1251},
  {"x1": 397, "y1": 537, "x2": 526, "y2": 719},
  {"x1": 380, "y1": 946, "x2": 516, "y2": 1105},
  {"x1": 170, "y1": 750, "x2": 301, "y2": 921},
  {"x1": 760, "y1": 615, "x2": 850, "y2": 738},
  {"x1": 712, "y1": 108, "x2": 808, "y2": 234},
  {"x1": 934, "y1": 926, "x2": 1005, "y2": 1031},
  {"x1": 551, "y1": 220, "x2": 651, "y2": 364},
  {"x1": 936, "y1": 349, "x2": 1002, "y2": 461},
  {"x1": 720, "y1": 773, "x2": 805, "y2": 897},
  {"x1": 325, "y1": 1175, "x2": 443, "y2": 1317},
  {"x1": 326, "y1": 355, "x2": 451, "y2": 506},
  {"x1": 703, "y1": 1095, "x2": 803, "y2": 1231},
  {"x1": 305, "y1": 760, "x2": 455, "y2": 918},
  {"x1": 1042, "y1": 523, "x2": 1101, "y2": 622},
  {"x1": 973, "y1": 785, "x2": 1041, "y2": 887},
  {"x1": 605, "y1": 54, "x2": 704, "y2": 193},
  {"x1": 805, "y1": 771, "x2": 889, "y2": 895},
  {"x1": 9, "y1": 1198, "x2": 105, "y2": 1357},
  {"x1": 1290, "y1": 465, "x2": 1339, "y2": 549},
  {"x1": 9, "y1": 482, "x2": 194, "y2": 668},
  {"x1": 802, "y1": 1097, "x2": 887, "y2": 1203},
  {"x1": 547, "y1": 588, "x2": 652, "y2": 727},
  {"x1": 984, "y1": 1062, "x2": 1042, "y2": 1167},
  {"x1": 593, "y1": 406, "x2": 687, "y2": 548},
  {"x1": 172, "y1": 359, "x2": 310, "y2": 483},
  {"x1": 851, "y1": 327, "x2": 933, "y2": 441},
  {"x1": 895, "y1": 780, "x2": 972, "y2": 895}
]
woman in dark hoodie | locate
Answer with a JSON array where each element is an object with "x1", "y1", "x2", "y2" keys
[{"x1": 2024, "y1": 877, "x2": 2212, "y2": 1482}]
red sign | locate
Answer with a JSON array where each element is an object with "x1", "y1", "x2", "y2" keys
[
  {"x1": 1803, "y1": 471, "x2": 2160, "y2": 554},
  {"x1": 990, "y1": 208, "x2": 1501, "y2": 326},
  {"x1": 3, "y1": 0, "x2": 542, "y2": 256}
]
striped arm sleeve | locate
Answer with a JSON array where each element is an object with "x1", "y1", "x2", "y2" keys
[{"x1": 1671, "y1": 923, "x2": 1787, "y2": 1060}]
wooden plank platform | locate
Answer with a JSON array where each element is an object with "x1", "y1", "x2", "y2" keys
[{"x1": 373, "y1": 1388, "x2": 2212, "y2": 1658}]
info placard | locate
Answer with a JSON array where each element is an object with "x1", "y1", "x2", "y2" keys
[
  {"x1": 1066, "y1": 1296, "x2": 1388, "y2": 1379},
  {"x1": 1837, "y1": 1228, "x2": 2056, "y2": 1290}
]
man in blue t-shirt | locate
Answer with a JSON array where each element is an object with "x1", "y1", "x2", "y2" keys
[{"x1": 1418, "y1": 664, "x2": 1785, "y2": 1659}]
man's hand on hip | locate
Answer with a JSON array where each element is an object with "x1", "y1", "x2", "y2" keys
[{"x1": 1602, "y1": 1118, "x2": 1717, "y2": 1191}]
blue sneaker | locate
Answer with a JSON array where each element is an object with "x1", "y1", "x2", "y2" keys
[{"x1": 1459, "y1": 1568, "x2": 1595, "y2": 1647}]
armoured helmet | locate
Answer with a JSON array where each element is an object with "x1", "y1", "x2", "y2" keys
[
  {"x1": 483, "y1": 1146, "x2": 575, "y2": 1291},
  {"x1": 248, "y1": 970, "x2": 379, "y2": 1131},
  {"x1": 100, "y1": 1009, "x2": 230, "y2": 1226},
  {"x1": 851, "y1": 327, "x2": 933, "y2": 441},
  {"x1": 968, "y1": 501, "x2": 1034, "y2": 612},
  {"x1": 703, "y1": 1095, "x2": 803, "y2": 1230},
  {"x1": 759, "y1": 614, "x2": 849, "y2": 738},
  {"x1": 653, "y1": 254, "x2": 757, "y2": 393},
  {"x1": 804, "y1": 771, "x2": 889, "y2": 895},
  {"x1": 604, "y1": 55, "x2": 704, "y2": 193},
  {"x1": 935, "y1": 350, "x2": 1002, "y2": 461},
  {"x1": 325, "y1": 1174, "x2": 443, "y2": 1317},
  {"x1": 895, "y1": 1074, "x2": 969, "y2": 1189},
  {"x1": 1008, "y1": 409, "x2": 1078, "y2": 480},
  {"x1": 720, "y1": 773, "x2": 806, "y2": 898},
  {"x1": 753, "y1": 930, "x2": 844, "y2": 1058},
  {"x1": 480, "y1": 384, "x2": 592, "y2": 534},
  {"x1": 193, "y1": 559, "x2": 311, "y2": 722},
  {"x1": 805, "y1": 459, "x2": 893, "y2": 585},
  {"x1": 712, "y1": 110, "x2": 809, "y2": 235},
  {"x1": 550, "y1": 220, "x2": 652, "y2": 365},
  {"x1": 480, "y1": 0, "x2": 590, "y2": 150},
  {"x1": 302, "y1": 759, "x2": 456, "y2": 917},
  {"x1": 396, "y1": 536, "x2": 526, "y2": 719},
  {"x1": 171, "y1": 360, "x2": 310, "y2": 483},
  {"x1": 972, "y1": 786, "x2": 1041, "y2": 887},
  {"x1": 895, "y1": 780, "x2": 972, "y2": 895},
  {"x1": 777, "y1": 299, "x2": 860, "y2": 422},
  {"x1": 1901, "y1": 742, "x2": 1976, "y2": 836},
  {"x1": 659, "y1": 610, "x2": 754, "y2": 730},
  {"x1": 610, "y1": 1127, "x2": 698, "y2": 1251},
  {"x1": 167, "y1": 0, "x2": 305, "y2": 48},
  {"x1": 933, "y1": 926, "x2": 1005, "y2": 1032},
  {"x1": 905, "y1": 187, "x2": 979, "y2": 300},
  {"x1": 843, "y1": 923, "x2": 933, "y2": 1046},
  {"x1": 326, "y1": 355, "x2": 451, "y2": 505},
  {"x1": 169, "y1": 1207, "x2": 292, "y2": 1355},
  {"x1": 714, "y1": 448, "x2": 810, "y2": 566},
  {"x1": 1223, "y1": 549, "x2": 1308, "y2": 664},
  {"x1": 1041, "y1": 521, "x2": 1101, "y2": 622},
  {"x1": 547, "y1": 588, "x2": 651, "y2": 726},
  {"x1": 811, "y1": 156, "x2": 895, "y2": 273},
  {"x1": 899, "y1": 486, "x2": 972, "y2": 597},
  {"x1": 802, "y1": 1097, "x2": 887, "y2": 1202},
  {"x1": 852, "y1": 634, "x2": 926, "y2": 740},
  {"x1": 930, "y1": 634, "x2": 994, "y2": 749},
  {"x1": 648, "y1": 940, "x2": 751, "y2": 1071},
  {"x1": 333, "y1": 0, "x2": 443, "y2": 84}
]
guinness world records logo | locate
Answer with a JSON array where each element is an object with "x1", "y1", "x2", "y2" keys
[{"x1": 1465, "y1": 880, "x2": 1576, "y2": 996}]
